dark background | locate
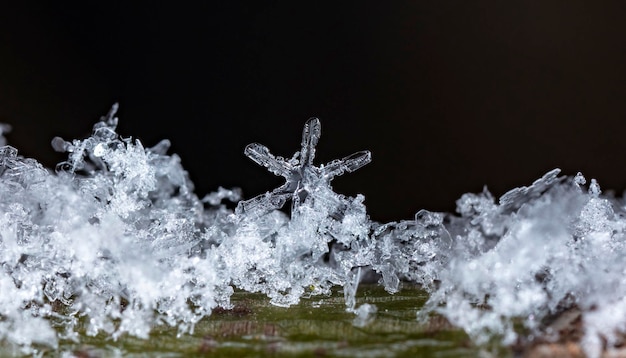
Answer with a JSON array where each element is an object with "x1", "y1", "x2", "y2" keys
[{"x1": 0, "y1": 2, "x2": 624, "y2": 222}]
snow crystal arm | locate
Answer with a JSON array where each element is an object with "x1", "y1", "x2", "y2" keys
[
  {"x1": 499, "y1": 168, "x2": 563, "y2": 212},
  {"x1": 235, "y1": 185, "x2": 292, "y2": 216},
  {"x1": 244, "y1": 143, "x2": 292, "y2": 178},
  {"x1": 147, "y1": 139, "x2": 171, "y2": 155},
  {"x1": 101, "y1": 102, "x2": 119, "y2": 127},
  {"x1": 322, "y1": 150, "x2": 371, "y2": 178},
  {"x1": 300, "y1": 117, "x2": 321, "y2": 167}
]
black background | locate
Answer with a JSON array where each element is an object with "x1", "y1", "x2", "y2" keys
[{"x1": 0, "y1": 2, "x2": 625, "y2": 222}]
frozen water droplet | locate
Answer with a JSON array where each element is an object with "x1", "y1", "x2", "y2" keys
[{"x1": 50, "y1": 137, "x2": 70, "y2": 152}]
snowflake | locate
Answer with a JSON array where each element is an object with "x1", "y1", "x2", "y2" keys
[{"x1": 235, "y1": 117, "x2": 371, "y2": 217}]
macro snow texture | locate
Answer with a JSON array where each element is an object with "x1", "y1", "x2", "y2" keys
[{"x1": 0, "y1": 105, "x2": 624, "y2": 357}]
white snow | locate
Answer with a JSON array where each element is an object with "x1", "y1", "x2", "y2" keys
[{"x1": 0, "y1": 105, "x2": 623, "y2": 358}]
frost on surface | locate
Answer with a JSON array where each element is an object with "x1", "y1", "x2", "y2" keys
[{"x1": 1, "y1": 105, "x2": 626, "y2": 357}]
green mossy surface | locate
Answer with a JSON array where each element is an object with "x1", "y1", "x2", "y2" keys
[{"x1": 15, "y1": 284, "x2": 500, "y2": 357}]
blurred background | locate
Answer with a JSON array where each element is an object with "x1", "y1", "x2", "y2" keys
[{"x1": 0, "y1": 2, "x2": 624, "y2": 222}]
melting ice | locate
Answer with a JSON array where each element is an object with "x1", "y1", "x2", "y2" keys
[{"x1": 0, "y1": 105, "x2": 624, "y2": 357}]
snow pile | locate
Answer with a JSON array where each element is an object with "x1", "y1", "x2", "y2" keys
[
  {"x1": 0, "y1": 104, "x2": 624, "y2": 357},
  {"x1": 419, "y1": 169, "x2": 626, "y2": 357},
  {"x1": 0, "y1": 105, "x2": 232, "y2": 353},
  {"x1": 0, "y1": 106, "x2": 381, "y2": 354}
]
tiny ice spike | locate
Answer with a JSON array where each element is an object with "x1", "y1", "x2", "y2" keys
[{"x1": 235, "y1": 117, "x2": 371, "y2": 217}]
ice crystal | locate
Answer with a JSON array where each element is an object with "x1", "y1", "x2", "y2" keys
[
  {"x1": 227, "y1": 117, "x2": 374, "y2": 308},
  {"x1": 235, "y1": 117, "x2": 371, "y2": 218},
  {"x1": 1, "y1": 104, "x2": 626, "y2": 357}
]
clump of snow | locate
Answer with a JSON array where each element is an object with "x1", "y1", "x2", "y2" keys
[
  {"x1": 417, "y1": 168, "x2": 626, "y2": 358},
  {"x1": 0, "y1": 104, "x2": 625, "y2": 358}
]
